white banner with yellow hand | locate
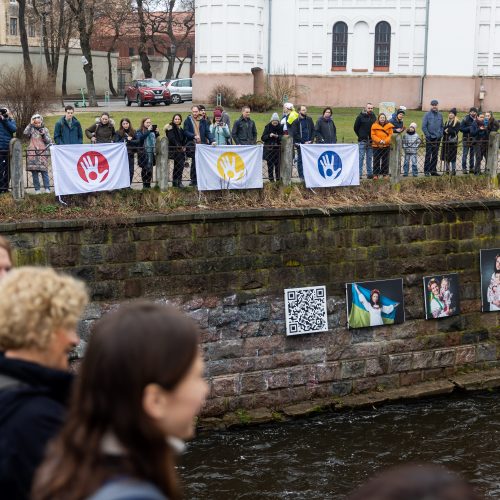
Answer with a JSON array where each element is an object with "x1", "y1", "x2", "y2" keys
[{"x1": 195, "y1": 145, "x2": 264, "y2": 191}]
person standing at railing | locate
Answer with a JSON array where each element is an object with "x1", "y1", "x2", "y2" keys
[
  {"x1": 441, "y1": 108, "x2": 461, "y2": 175},
  {"x1": 165, "y1": 114, "x2": 187, "y2": 188},
  {"x1": 262, "y1": 112, "x2": 284, "y2": 182},
  {"x1": 354, "y1": 103, "x2": 376, "y2": 179},
  {"x1": 371, "y1": 113, "x2": 393, "y2": 179},
  {"x1": 314, "y1": 107, "x2": 337, "y2": 145},
  {"x1": 53, "y1": 105, "x2": 82, "y2": 146},
  {"x1": 23, "y1": 114, "x2": 52, "y2": 194},
  {"x1": 291, "y1": 105, "x2": 315, "y2": 181},
  {"x1": 85, "y1": 113, "x2": 115, "y2": 144},
  {"x1": 402, "y1": 122, "x2": 421, "y2": 177},
  {"x1": 460, "y1": 107, "x2": 478, "y2": 174},
  {"x1": 114, "y1": 118, "x2": 139, "y2": 184},
  {"x1": 232, "y1": 106, "x2": 257, "y2": 145},
  {"x1": 210, "y1": 110, "x2": 231, "y2": 146},
  {"x1": 136, "y1": 117, "x2": 159, "y2": 189},
  {"x1": 471, "y1": 111, "x2": 499, "y2": 175},
  {"x1": 422, "y1": 99, "x2": 443, "y2": 176},
  {"x1": 0, "y1": 106, "x2": 16, "y2": 194},
  {"x1": 389, "y1": 108, "x2": 406, "y2": 134}
]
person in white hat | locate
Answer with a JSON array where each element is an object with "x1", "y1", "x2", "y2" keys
[{"x1": 281, "y1": 103, "x2": 298, "y2": 135}]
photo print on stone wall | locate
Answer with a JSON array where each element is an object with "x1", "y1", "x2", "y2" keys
[
  {"x1": 423, "y1": 273, "x2": 461, "y2": 320},
  {"x1": 346, "y1": 279, "x2": 404, "y2": 329},
  {"x1": 480, "y1": 249, "x2": 500, "y2": 312},
  {"x1": 284, "y1": 286, "x2": 328, "y2": 336}
]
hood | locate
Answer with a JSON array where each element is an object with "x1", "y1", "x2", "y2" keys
[
  {"x1": 95, "y1": 117, "x2": 115, "y2": 127},
  {"x1": 164, "y1": 124, "x2": 173, "y2": 132}
]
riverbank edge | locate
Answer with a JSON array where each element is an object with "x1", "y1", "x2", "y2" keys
[{"x1": 198, "y1": 368, "x2": 500, "y2": 431}]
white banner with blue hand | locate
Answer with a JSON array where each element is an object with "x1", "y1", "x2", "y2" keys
[
  {"x1": 195, "y1": 144, "x2": 264, "y2": 191},
  {"x1": 300, "y1": 144, "x2": 360, "y2": 188}
]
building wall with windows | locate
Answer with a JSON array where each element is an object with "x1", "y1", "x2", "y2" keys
[{"x1": 193, "y1": 0, "x2": 500, "y2": 110}]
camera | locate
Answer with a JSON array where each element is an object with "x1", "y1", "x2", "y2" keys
[{"x1": 152, "y1": 124, "x2": 158, "y2": 131}]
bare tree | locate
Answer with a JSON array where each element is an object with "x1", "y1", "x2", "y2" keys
[
  {"x1": 145, "y1": 0, "x2": 194, "y2": 80},
  {"x1": 17, "y1": 0, "x2": 34, "y2": 85},
  {"x1": 136, "y1": 0, "x2": 152, "y2": 78},
  {"x1": 66, "y1": 0, "x2": 98, "y2": 106},
  {"x1": 61, "y1": 16, "x2": 74, "y2": 97}
]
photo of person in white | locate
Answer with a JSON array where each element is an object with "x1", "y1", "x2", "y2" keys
[{"x1": 353, "y1": 283, "x2": 399, "y2": 327}]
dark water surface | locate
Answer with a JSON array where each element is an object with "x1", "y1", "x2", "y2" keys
[{"x1": 180, "y1": 393, "x2": 500, "y2": 499}]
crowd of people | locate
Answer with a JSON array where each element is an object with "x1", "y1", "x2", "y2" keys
[
  {"x1": 0, "y1": 237, "x2": 487, "y2": 499},
  {"x1": 0, "y1": 99, "x2": 499, "y2": 193}
]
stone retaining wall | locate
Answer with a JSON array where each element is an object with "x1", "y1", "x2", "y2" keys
[{"x1": 1, "y1": 201, "x2": 499, "y2": 417}]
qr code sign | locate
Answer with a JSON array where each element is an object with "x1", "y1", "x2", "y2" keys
[{"x1": 284, "y1": 286, "x2": 328, "y2": 336}]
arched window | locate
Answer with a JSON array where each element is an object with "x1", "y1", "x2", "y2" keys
[
  {"x1": 332, "y1": 22, "x2": 348, "y2": 70},
  {"x1": 374, "y1": 21, "x2": 391, "y2": 71}
]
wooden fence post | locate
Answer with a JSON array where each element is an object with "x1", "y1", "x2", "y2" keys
[
  {"x1": 486, "y1": 131, "x2": 500, "y2": 188},
  {"x1": 280, "y1": 135, "x2": 294, "y2": 187},
  {"x1": 389, "y1": 133, "x2": 402, "y2": 187},
  {"x1": 9, "y1": 138, "x2": 24, "y2": 200},
  {"x1": 156, "y1": 137, "x2": 169, "y2": 191}
]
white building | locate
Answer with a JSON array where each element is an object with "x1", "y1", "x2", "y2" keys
[{"x1": 193, "y1": 0, "x2": 500, "y2": 110}]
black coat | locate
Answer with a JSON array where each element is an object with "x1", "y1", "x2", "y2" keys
[
  {"x1": 0, "y1": 353, "x2": 73, "y2": 500},
  {"x1": 354, "y1": 112, "x2": 377, "y2": 142},
  {"x1": 166, "y1": 124, "x2": 186, "y2": 160},
  {"x1": 441, "y1": 118, "x2": 461, "y2": 163},
  {"x1": 261, "y1": 122, "x2": 283, "y2": 161},
  {"x1": 291, "y1": 116, "x2": 315, "y2": 144}
]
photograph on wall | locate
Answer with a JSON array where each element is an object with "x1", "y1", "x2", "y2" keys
[
  {"x1": 346, "y1": 279, "x2": 404, "y2": 329},
  {"x1": 480, "y1": 249, "x2": 500, "y2": 312},
  {"x1": 423, "y1": 273, "x2": 460, "y2": 320},
  {"x1": 284, "y1": 286, "x2": 328, "y2": 336}
]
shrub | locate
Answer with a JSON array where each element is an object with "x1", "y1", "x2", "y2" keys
[
  {"x1": 266, "y1": 69, "x2": 299, "y2": 104},
  {"x1": 233, "y1": 94, "x2": 279, "y2": 113},
  {"x1": 207, "y1": 83, "x2": 238, "y2": 108},
  {"x1": 0, "y1": 66, "x2": 55, "y2": 137}
]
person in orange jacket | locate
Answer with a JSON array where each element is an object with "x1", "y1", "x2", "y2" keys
[{"x1": 371, "y1": 113, "x2": 393, "y2": 178}]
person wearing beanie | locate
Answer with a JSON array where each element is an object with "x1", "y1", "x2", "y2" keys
[
  {"x1": 422, "y1": 99, "x2": 443, "y2": 176},
  {"x1": 402, "y1": 122, "x2": 421, "y2": 177},
  {"x1": 261, "y1": 112, "x2": 284, "y2": 182},
  {"x1": 23, "y1": 114, "x2": 52, "y2": 194},
  {"x1": 314, "y1": 107, "x2": 337, "y2": 145},
  {"x1": 281, "y1": 103, "x2": 299, "y2": 135},
  {"x1": 441, "y1": 108, "x2": 461, "y2": 175},
  {"x1": 389, "y1": 108, "x2": 406, "y2": 134},
  {"x1": 460, "y1": 106, "x2": 478, "y2": 174},
  {"x1": 209, "y1": 109, "x2": 231, "y2": 146}
]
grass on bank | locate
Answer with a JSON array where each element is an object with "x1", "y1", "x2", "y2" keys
[
  {"x1": 1, "y1": 176, "x2": 498, "y2": 224},
  {"x1": 42, "y1": 107, "x2": 430, "y2": 144}
]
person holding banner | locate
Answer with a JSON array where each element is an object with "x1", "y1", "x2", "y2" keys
[
  {"x1": 314, "y1": 107, "x2": 337, "y2": 145},
  {"x1": 354, "y1": 103, "x2": 376, "y2": 180},
  {"x1": 371, "y1": 113, "x2": 393, "y2": 179},
  {"x1": 232, "y1": 107, "x2": 257, "y2": 145},
  {"x1": 53, "y1": 106, "x2": 82, "y2": 146},
  {"x1": 165, "y1": 114, "x2": 186, "y2": 188},
  {"x1": 114, "y1": 118, "x2": 139, "y2": 184},
  {"x1": 291, "y1": 105, "x2": 315, "y2": 181},
  {"x1": 136, "y1": 117, "x2": 159, "y2": 189},
  {"x1": 210, "y1": 110, "x2": 231, "y2": 146},
  {"x1": 85, "y1": 113, "x2": 115, "y2": 144},
  {"x1": 184, "y1": 106, "x2": 214, "y2": 187},
  {"x1": 261, "y1": 113, "x2": 283, "y2": 182}
]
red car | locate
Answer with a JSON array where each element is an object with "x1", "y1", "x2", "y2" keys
[{"x1": 124, "y1": 79, "x2": 171, "y2": 106}]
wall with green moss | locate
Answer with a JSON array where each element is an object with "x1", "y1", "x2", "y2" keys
[{"x1": 2, "y1": 201, "x2": 499, "y2": 417}]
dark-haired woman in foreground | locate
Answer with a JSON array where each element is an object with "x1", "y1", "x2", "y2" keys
[{"x1": 33, "y1": 302, "x2": 209, "y2": 500}]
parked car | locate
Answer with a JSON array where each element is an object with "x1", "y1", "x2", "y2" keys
[
  {"x1": 159, "y1": 79, "x2": 171, "y2": 87},
  {"x1": 124, "y1": 79, "x2": 171, "y2": 106},
  {"x1": 166, "y1": 78, "x2": 192, "y2": 104}
]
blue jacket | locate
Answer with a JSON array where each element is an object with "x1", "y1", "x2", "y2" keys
[
  {"x1": 183, "y1": 116, "x2": 213, "y2": 146},
  {"x1": 135, "y1": 129, "x2": 159, "y2": 168},
  {"x1": 0, "y1": 354, "x2": 72, "y2": 500},
  {"x1": 389, "y1": 116, "x2": 405, "y2": 134},
  {"x1": 54, "y1": 116, "x2": 83, "y2": 145},
  {"x1": 422, "y1": 110, "x2": 444, "y2": 140},
  {"x1": 0, "y1": 118, "x2": 17, "y2": 149}
]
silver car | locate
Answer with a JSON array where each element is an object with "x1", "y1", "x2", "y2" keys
[{"x1": 167, "y1": 78, "x2": 192, "y2": 104}]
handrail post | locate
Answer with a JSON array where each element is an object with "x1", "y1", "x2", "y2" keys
[
  {"x1": 280, "y1": 135, "x2": 294, "y2": 187},
  {"x1": 486, "y1": 131, "x2": 500, "y2": 188},
  {"x1": 156, "y1": 137, "x2": 169, "y2": 191},
  {"x1": 9, "y1": 138, "x2": 24, "y2": 200},
  {"x1": 390, "y1": 133, "x2": 402, "y2": 187}
]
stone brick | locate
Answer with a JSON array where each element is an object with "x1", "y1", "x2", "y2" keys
[
  {"x1": 240, "y1": 303, "x2": 271, "y2": 322},
  {"x1": 455, "y1": 346, "x2": 476, "y2": 365},
  {"x1": 81, "y1": 228, "x2": 109, "y2": 244},
  {"x1": 240, "y1": 373, "x2": 267, "y2": 393},
  {"x1": 49, "y1": 245, "x2": 79, "y2": 267},
  {"x1": 375, "y1": 374, "x2": 400, "y2": 390},
  {"x1": 289, "y1": 366, "x2": 308, "y2": 386},
  {"x1": 131, "y1": 226, "x2": 153, "y2": 241},
  {"x1": 273, "y1": 352, "x2": 302, "y2": 368},
  {"x1": 266, "y1": 370, "x2": 289, "y2": 389},
  {"x1": 316, "y1": 362, "x2": 341, "y2": 382},
  {"x1": 331, "y1": 381, "x2": 352, "y2": 397},
  {"x1": 105, "y1": 243, "x2": 136, "y2": 263},
  {"x1": 432, "y1": 349, "x2": 455, "y2": 367},
  {"x1": 389, "y1": 354, "x2": 413, "y2": 373},
  {"x1": 341, "y1": 360, "x2": 366, "y2": 379},
  {"x1": 186, "y1": 308, "x2": 210, "y2": 329},
  {"x1": 124, "y1": 279, "x2": 143, "y2": 298},
  {"x1": 400, "y1": 371, "x2": 423, "y2": 386},
  {"x1": 476, "y1": 343, "x2": 497, "y2": 362},
  {"x1": 339, "y1": 342, "x2": 380, "y2": 360},
  {"x1": 422, "y1": 368, "x2": 444, "y2": 381},
  {"x1": 206, "y1": 340, "x2": 243, "y2": 360},
  {"x1": 302, "y1": 348, "x2": 326, "y2": 364},
  {"x1": 211, "y1": 376, "x2": 239, "y2": 397},
  {"x1": 365, "y1": 358, "x2": 385, "y2": 376},
  {"x1": 412, "y1": 351, "x2": 434, "y2": 369},
  {"x1": 153, "y1": 224, "x2": 192, "y2": 240},
  {"x1": 136, "y1": 241, "x2": 165, "y2": 261},
  {"x1": 353, "y1": 377, "x2": 377, "y2": 393}
]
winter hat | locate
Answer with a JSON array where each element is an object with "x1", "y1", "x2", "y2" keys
[
  {"x1": 271, "y1": 112, "x2": 280, "y2": 122},
  {"x1": 396, "y1": 108, "x2": 406, "y2": 116},
  {"x1": 398, "y1": 105, "x2": 407, "y2": 112},
  {"x1": 284, "y1": 102, "x2": 294, "y2": 110},
  {"x1": 409, "y1": 122, "x2": 417, "y2": 129},
  {"x1": 449, "y1": 108, "x2": 457, "y2": 116},
  {"x1": 214, "y1": 109, "x2": 222, "y2": 118},
  {"x1": 430, "y1": 99, "x2": 439, "y2": 106},
  {"x1": 31, "y1": 113, "x2": 43, "y2": 122},
  {"x1": 469, "y1": 107, "x2": 478, "y2": 113}
]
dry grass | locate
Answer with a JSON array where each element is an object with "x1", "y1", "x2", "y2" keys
[{"x1": 0, "y1": 176, "x2": 498, "y2": 225}]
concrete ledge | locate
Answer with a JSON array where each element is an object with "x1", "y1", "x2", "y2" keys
[{"x1": 197, "y1": 369, "x2": 500, "y2": 432}]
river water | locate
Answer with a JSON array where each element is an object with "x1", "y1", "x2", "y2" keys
[{"x1": 180, "y1": 393, "x2": 500, "y2": 499}]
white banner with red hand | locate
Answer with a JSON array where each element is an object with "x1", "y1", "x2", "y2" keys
[{"x1": 51, "y1": 143, "x2": 130, "y2": 196}]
